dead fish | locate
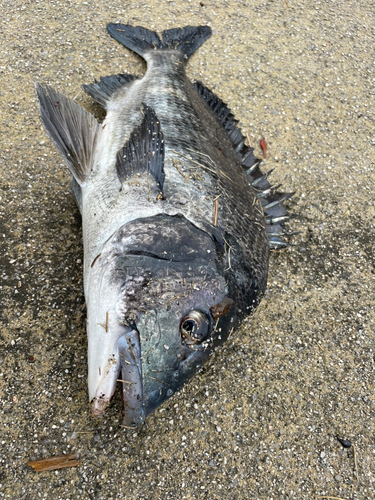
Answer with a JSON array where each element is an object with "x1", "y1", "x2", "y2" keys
[{"x1": 35, "y1": 24, "x2": 293, "y2": 427}]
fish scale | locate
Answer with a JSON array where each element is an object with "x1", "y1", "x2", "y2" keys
[{"x1": 35, "y1": 23, "x2": 293, "y2": 426}]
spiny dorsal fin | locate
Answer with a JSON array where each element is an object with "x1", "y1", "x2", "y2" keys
[
  {"x1": 107, "y1": 23, "x2": 211, "y2": 61},
  {"x1": 193, "y1": 81, "x2": 246, "y2": 150},
  {"x1": 193, "y1": 80, "x2": 260, "y2": 169},
  {"x1": 82, "y1": 73, "x2": 139, "y2": 109},
  {"x1": 193, "y1": 80, "x2": 295, "y2": 249},
  {"x1": 260, "y1": 191, "x2": 295, "y2": 249},
  {"x1": 116, "y1": 103, "x2": 165, "y2": 193},
  {"x1": 35, "y1": 83, "x2": 101, "y2": 185}
]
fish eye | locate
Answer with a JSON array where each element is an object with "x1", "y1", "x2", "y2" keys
[{"x1": 180, "y1": 310, "x2": 210, "y2": 345}]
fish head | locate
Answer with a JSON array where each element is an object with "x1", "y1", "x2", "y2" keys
[{"x1": 87, "y1": 214, "x2": 237, "y2": 426}]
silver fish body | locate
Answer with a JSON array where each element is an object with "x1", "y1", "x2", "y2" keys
[{"x1": 36, "y1": 24, "x2": 292, "y2": 426}]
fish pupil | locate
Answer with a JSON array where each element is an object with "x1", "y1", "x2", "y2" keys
[{"x1": 182, "y1": 320, "x2": 197, "y2": 336}]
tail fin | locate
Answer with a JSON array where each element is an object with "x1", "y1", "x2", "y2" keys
[{"x1": 107, "y1": 23, "x2": 212, "y2": 60}]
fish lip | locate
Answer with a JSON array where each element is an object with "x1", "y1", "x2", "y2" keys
[
  {"x1": 89, "y1": 358, "x2": 121, "y2": 418},
  {"x1": 88, "y1": 329, "x2": 144, "y2": 425},
  {"x1": 118, "y1": 330, "x2": 144, "y2": 426},
  {"x1": 90, "y1": 395, "x2": 110, "y2": 417}
]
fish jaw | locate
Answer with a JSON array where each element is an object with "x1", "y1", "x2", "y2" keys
[
  {"x1": 89, "y1": 328, "x2": 144, "y2": 426},
  {"x1": 86, "y1": 253, "x2": 145, "y2": 426}
]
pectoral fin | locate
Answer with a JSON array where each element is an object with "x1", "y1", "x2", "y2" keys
[{"x1": 115, "y1": 103, "x2": 165, "y2": 194}]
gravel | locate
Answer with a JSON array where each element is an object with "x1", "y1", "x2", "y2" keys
[{"x1": 0, "y1": 1, "x2": 374, "y2": 499}]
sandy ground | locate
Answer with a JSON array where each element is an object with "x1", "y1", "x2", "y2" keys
[{"x1": 1, "y1": 0, "x2": 375, "y2": 499}]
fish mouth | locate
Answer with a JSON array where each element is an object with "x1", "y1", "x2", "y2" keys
[{"x1": 90, "y1": 329, "x2": 145, "y2": 427}]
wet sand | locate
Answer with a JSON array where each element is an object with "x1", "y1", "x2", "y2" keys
[{"x1": 0, "y1": 1, "x2": 374, "y2": 499}]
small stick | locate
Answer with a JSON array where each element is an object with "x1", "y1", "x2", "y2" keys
[
  {"x1": 315, "y1": 341, "x2": 324, "y2": 352},
  {"x1": 28, "y1": 454, "x2": 80, "y2": 472},
  {"x1": 246, "y1": 131, "x2": 252, "y2": 147},
  {"x1": 172, "y1": 158, "x2": 185, "y2": 177},
  {"x1": 147, "y1": 375, "x2": 168, "y2": 385},
  {"x1": 140, "y1": 347, "x2": 153, "y2": 360},
  {"x1": 91, "y1": 253, "x2": 101, "y2": 268},
  {"x1": 126, "y1": 337, "x2": 137, "y2": 361},
  {"x1": 223, "y1": 237, "x2": 234, "y2": 272},
  {"x1": 166, "y1": 294, "x2": 186, "y2": 305},
  {"x1": 105, "y1": 312, "x2": 109, "y2": 333},
  {"x1": 213, "y1": 198, "x2": 219, "y2": 226},
  {"x1": 119, "y1": 352, "x2": 131, "y2": 364},
  {"x1": 353, "y1": 444, "x2": 358, "y2": 480},
  {"x1": 117, "y1": 379, "x2": 135, "y2": 385},
  {"x1": 192, "y1": 172, "x2": 204, "y2": 181},
  {"x1": 224, "y1": 246, "x2": 232, "y2": 271},
  {"x1": 316, "y1": 497, "x2": 348, "y2": 500},
  {"x1": 73, "y1": 91, "x2": 82, "y2": 101}
]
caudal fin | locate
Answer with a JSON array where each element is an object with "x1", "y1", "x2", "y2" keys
[{"x1": 107, "y1": 23, "x2": 212, "y2": 60}]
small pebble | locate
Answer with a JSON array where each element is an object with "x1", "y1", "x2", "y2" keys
[{"x1": 337, "y1": 437, "x2": 352, "y2": 449}]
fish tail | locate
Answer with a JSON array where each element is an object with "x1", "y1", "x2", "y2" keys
[{"x1": 107, "y1": 23, "x2": 212, "y2": 61}]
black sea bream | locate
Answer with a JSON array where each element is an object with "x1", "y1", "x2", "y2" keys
[{"x1": 35, "y1": 24, "x2": 293, "y2": 426}]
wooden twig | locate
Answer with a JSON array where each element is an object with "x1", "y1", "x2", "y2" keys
[
  {"x1": 147, "y1": 375, "x2": 168, "y2": 385},
  {"x1": 317, "y1": 497, "x2": 348, "y2": 500},
  {"x1": 28, "y1": 453, "x2": 80, "y2": 472},
  {"x1": 117, "y1": 379, "x2": 135, "y2": 384},
  {"x1": 224, "y1": 246, "x2": 232, "y2": 271},
  {"x1": 166, "y1": 294, "x2": 186, "y2": 306},
  {"x1": 353, "y1": 444, "x2": 358, "y2": 480},
  {"x1": 172, "y1": 158, "x2": 185, "y2": 177},
  {"x1": 91, "y1": 253, "x2": 101, "y2": 268},
  {"x1": 213, "y1": 198, "x2": 219, "y2": 226}
]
